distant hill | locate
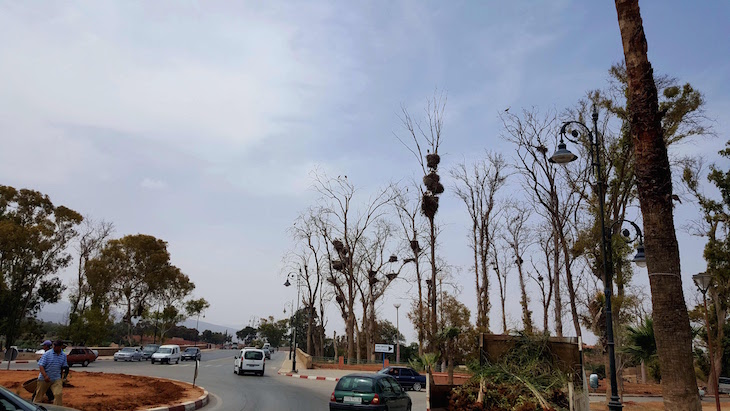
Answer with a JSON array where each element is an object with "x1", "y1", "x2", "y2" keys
[{"x1": 39, "y1": 301, "x2": 242, "y2": 341}]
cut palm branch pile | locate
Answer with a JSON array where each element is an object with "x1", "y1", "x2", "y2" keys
[{"x1": 449, "y1": 333, "x2": 570, "y2": 411}]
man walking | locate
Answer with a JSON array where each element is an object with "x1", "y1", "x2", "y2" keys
[
  {"x1": 34, "y1": 340, "x2": 68, "y2": 406},
  {"x1": 31, "y1": 340, "x2": 55, "y2": 403}
]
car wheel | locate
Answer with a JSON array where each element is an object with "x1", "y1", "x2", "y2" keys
[
  {"x1": 82, "y1": 360, "x2": 89, "y2": 367},
  {"x1": 151, "y1": 359, "x2": 155, "y2": 364},
  {"x1": 176, "y1": 358, "x2": 179, "y2": 364},
  {"x1": 412, "y1": 382, "x2": 422, "y2": 391},
  {"x1": 114, "y1": 358, "x2": 117, "y2": 362}
]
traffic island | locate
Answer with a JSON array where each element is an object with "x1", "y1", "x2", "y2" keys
[{"x1": 0, "y1": 370, "x2": 208, "y2": 411}]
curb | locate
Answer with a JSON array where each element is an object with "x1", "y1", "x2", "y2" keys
[
  {"x1": 144, "y1": 389, "x2": 209, "y2": 411},
  {"x1": 0, "y1": 361, "x2": 30, "y2": 364},
  {"x1": 277, "y1": 371, "x2": 339, "y2": 382}
]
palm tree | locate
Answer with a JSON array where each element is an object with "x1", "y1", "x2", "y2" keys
[
  {"x1": 622, "y1": 317, "x2": 657, "y2": 384},
  {"x1": 613, "y1": 1, "x2": 701, "y2": 408}
]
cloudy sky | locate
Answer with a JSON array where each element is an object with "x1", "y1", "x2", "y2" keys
[{"x1": 1, "y1": 1, "x2": 728, "y2": 343}]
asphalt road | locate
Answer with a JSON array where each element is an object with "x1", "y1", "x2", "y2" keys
[{"x1": 7, "y1": 349, "x2": 427, "y2": 410}]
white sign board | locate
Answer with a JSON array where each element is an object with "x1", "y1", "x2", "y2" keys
[{"x1": 374, "y1": 344, "x2": 394, "y2": 354}]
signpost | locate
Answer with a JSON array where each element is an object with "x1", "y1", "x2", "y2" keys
[
  {"x1": 374, "y1": 344, "x2": 394, "y2": 369},
  {"x1": 374, "y1": 344, "x2": 394, "y2": 354}
]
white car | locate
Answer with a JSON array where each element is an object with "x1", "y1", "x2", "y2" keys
[
  {"x1": 151, "y1": 344, "x2": 181, "y2": 364},
  {"x1": 234, "y1": 348, "x2": 265, "y2": 376}
]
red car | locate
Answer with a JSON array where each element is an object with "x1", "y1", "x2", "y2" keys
[{"x1": 66, "y1": 347, "x2": 97, "y2": 367}]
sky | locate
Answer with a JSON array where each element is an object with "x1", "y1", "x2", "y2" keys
[{"x1": 1, "y1": 1, "x2": 729, "y2": 344}]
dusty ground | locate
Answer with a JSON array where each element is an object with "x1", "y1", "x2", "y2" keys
[
  {"x1": 590, "y1": 400, "x2": 724, "y2": 410},
  {"x1": 0, "y1": 370, "x2": 204, "y2": 411}
]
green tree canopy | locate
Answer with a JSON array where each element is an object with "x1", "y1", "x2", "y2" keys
[
  {"x1": 0, "y1": 185, "x2": 83, "y2": 348},
  {"x1": 85, "y1": 234, "x2": 193, "y2": 343}
]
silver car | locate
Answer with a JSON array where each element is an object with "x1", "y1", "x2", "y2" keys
[{"x1": 114, "y1": 347, "x2": 143, "y2": 362}]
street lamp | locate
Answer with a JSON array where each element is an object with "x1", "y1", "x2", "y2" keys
[
  {"x1": 394, "y1": 303, "x2": 401, "y2": 363},
  {"x1": 693, "y1": 272, "x2": 721, "y2": 411},
  {"x1": 284, "y1": 270, "x2": 301, "y2": 373},
  {"x1": 549, "y1": 105, "x2": 624, "y2": 411}
]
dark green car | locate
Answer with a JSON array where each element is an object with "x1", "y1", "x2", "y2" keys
[{"x1": 329, "y1": 373, "x2": 412, "y2": 411}]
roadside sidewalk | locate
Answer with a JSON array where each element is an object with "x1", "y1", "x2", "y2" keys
[{"x1": 277, "y1": 357, "x2": 368, "y2": 382}]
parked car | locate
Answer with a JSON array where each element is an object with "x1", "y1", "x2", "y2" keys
[
  {"x1": 181, "y1": 347, "x2": 201, "y2": 361},
  {"x1": 141, "y1": 344, "x2": 160, "y2": 360},
  {"x1": 0, "y1": 384, "x2": 80, "y2": 411},
  {"x1": 719, "y1": 376, "x2": 730, "y2": 394},
  {"x1": 330, "y1": 373, "x2": 412, "y2": 411},
  {"x1": 234, "y1": 348, "x2": 265, "y2": 376},
  {"x1": 66, "y1": 347, "x2": 97, "y2": 367},
  {"x1": 262, "y1": 346, "x2": 271, "y2": 359},
  {"x1": 151, "y1": 344, "x2": 181, "y2": 364},
  {"x1": 377, "y1": 366, "x2": 427, "y2": 391},
  {"x1": 114, "y1": 347, "x2": 143, "y2": 362}
]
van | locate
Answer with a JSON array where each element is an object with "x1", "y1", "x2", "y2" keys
[
  {"x1": 719, "y1": 376, "x2": 730, "y2": 394},
  {"x1": 234, "y1": 348, "x2": 265, "y2": 376},
  {"x1": 151, "y1": 344, "x2": 181, "y2": 364}
]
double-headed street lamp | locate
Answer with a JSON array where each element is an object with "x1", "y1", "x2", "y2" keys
[
  {"x1": 693, "y1": 272, "x2": 721, "y2": 411},
  {"x1": 550, "y1": 105, "x2": 645, "y2": 411},
  {"x1": 284, "y1": 269, "x2": 302, "y2": 373}
]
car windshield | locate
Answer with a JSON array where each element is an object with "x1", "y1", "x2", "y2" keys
[
  {"x1": 121, "y1": 348, "x2": 136, "y2": 352},
  {"x1": 185, "y1": 348, "x2": 197, "y2": 352},
  {"x1": 336, "y1": 376, "x2": 375, "y2": 393},
  {"x1": 243, "y1": 351, "x2": 263, "y2": 360},
  {"x1": 157, "y1": 348, "x2": 172, "y2": 354},
  {"x1": 143, "y1": 346, "x2": 159, "y2": 352}
]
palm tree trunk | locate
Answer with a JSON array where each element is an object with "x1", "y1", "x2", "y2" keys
[{"x1": 614, "y1": 1, "x2": 701, "y2": 409}]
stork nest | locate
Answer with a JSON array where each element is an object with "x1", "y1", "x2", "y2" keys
[
  {"x1": 421, "y1": 193, "x2": 439, "y2": 219},
  {"x1": 426, "y1": 153, "x2": 441, "y2": 169}
]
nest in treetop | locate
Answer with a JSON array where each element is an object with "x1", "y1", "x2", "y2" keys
[
  {"x1": 386, "y1": 272, "x2": 398, "y2": 281},
  {"x1": 410, "y1": 240, "x2": 421, "y2": 253},
  {"x1": 389, "y1": 255, "x2": 398, "y2": 263},
  {"x1": 368, "y1": 270, "x2": 377, "y2": 277},
  {"x1": 335, "y1": 295, "x2": 344, "y2": 303},
  {"x1": 332, "y1": 260, "x2": 345, "y2": 271},
  {"x1": 369, "y1": 276, "x2": 379, "y2": 285},
  {"x1": 426, "y1": 153, "x2": 440, "y2": 169},
  {"x1": 432, "y1": 182, "x2": 444, "y2": 194},
  {"x1": 332, "y1": 239, "x2": 345, "y2": 252},
  {"x1": 423, "y1": 171, "x2": 440, "y2": 189},
  {"x1": 421, "y1": 193, "x2": 439, "y2": 219}
]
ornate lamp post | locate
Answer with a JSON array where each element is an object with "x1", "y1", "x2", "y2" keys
[
  {"x1": 693, "y1": 272, "x2": 721, "y2": 411},
  {"x1": 284, "y1": 270, "x2": 301, "y2": 373},
  {"x1": 549, "y1": 105, "x2": 623, "y2": 410}
]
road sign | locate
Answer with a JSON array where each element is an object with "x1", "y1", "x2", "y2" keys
[{"x1": 374, "y1": 344, "x2": 394, "y2": 354}]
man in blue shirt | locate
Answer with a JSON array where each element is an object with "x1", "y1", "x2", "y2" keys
[
  {"x1": 31, "y1": 340, "x2": 55, "y2": 403},
  {"x1": 34, "y1": 340, "x2": 68, "y2": 406}
]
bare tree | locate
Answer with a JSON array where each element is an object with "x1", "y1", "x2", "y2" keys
[
  {"x1": 289, "y1": 208, "x2": 327, "y2": 355},
  {"x1": 451, "y1": 152, "x2": 509, "y2": 333},
  {"x1": 397, "y1": 90, "x2": 447, "y2": 350},
  {"x1": 490, "y1": 239, "x2": 511, "y2": 333},
  {"x1": 504, "y1": 202, "x2": 534, "y2": 333},
  {"x1": 529, "y1": 225, "x2": 556, "y2": 333},
  {"x1": 392, "y1": 184, "x2": 428, "y2": 355},
  {"x1": 69, "y1": 217, "x2": 114, "y2": 319},
  {"x1": 501, "y1": 109, "x2": 585, "y2": 338},
  {"x1": 355, "y1": 220, "x2": 401, "y2": 361},
  {"x1": 311, "y1": 171, "x2": 396, "y2": 363}
]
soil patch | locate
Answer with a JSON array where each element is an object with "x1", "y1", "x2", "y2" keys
[
  {"x1": 590, "y1": 400, "x2": 723, "y2": 410},
  {"x1": 0, "y1": 370, "x2": 204, "y2": 411}
]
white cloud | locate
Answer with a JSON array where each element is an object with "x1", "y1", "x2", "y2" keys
[{"x1": 140, "y1": 178, "x2": 167, "y2": 190}]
